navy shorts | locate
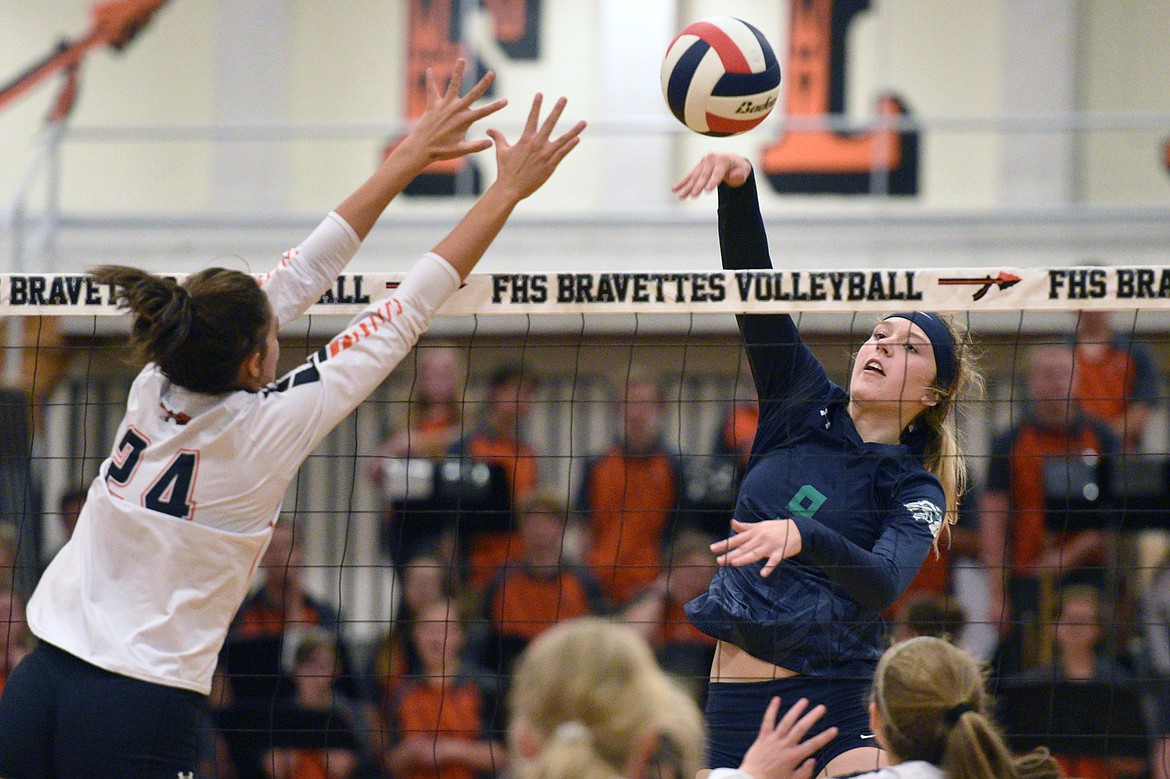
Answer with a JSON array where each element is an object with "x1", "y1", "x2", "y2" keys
[
  {"x1": 0, "y1": 642, "x2": 207, "y2": 778},
  {"x1": 705, "y1": 673, "x2": 876, "y2": 774}
]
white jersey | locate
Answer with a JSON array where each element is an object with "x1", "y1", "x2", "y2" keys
[
  {"x1": 712, "y1": 762, "x2": 942, "y2": 779},
  {"x1": 27, "y1": 212, "x2": 461, "y2": 694}
]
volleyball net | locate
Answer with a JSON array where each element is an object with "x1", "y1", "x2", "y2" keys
[{"x1": 1, "y1": 265, "x2": 1167, "y2": 770}]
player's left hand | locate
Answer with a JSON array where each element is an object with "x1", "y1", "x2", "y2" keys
[
  {"x1": 712, "y1": 518, "x2": 803, "y2": 577},
  {"x1": 488, "y1": 93, "x2": 586, "y2": 201}
]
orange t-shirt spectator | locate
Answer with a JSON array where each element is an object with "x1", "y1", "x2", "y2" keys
[
  {"x1": 1072, "y1": 311, "x2": 1160, "y2": 452},
  {"x1": 482, "y1": 492, "x2": 605, "y2": 674},
  {"x1": 579, "y1": 372, "x2": 683, "y2": 605},
  {"x1": 385, "y1": 601, "x2": 505, "y2": 779}
]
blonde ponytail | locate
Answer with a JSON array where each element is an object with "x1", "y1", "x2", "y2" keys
[
  {"x1": 916, "y1": 316, "x2": 983, "y2": 532},
  {"x1": 873, "y1": 637, "x2": 1018, "y2": 779}
]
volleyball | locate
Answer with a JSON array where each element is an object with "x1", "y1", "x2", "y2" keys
[{"x1": 661, "y1": 16, "x2": 782, "y2": 137}]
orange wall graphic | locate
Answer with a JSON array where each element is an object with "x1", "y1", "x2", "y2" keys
[
  {"x1": 762, "y1": 0, "x2": 919, "y2": 196},
  {"x1": 400, "y1": 0, "x2": 541, "y2": 196}
]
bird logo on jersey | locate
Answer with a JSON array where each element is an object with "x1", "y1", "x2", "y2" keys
[{"x1": 904, "y1": 499, "x2": 943, "y2": 536}]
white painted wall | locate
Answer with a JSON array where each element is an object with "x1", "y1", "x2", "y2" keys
[
  {"x1": 1079, "y1": 0, "x2": 1170, "y2": 204},
  {"x1": 1, "y1": 0, "x2": 1168, "y2": 273}
]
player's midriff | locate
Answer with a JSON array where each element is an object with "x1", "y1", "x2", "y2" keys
[{"x1": 710, "y1": 640, "x2": 799, "y2": 682}]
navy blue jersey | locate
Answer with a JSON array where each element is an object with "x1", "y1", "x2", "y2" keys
[{"x1": 686, "y1": 171, "x2": 943, "y2": 677}]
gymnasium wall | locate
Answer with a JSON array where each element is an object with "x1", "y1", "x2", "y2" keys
[{"x1": 1, "y1": 1, "x2": 1168, "y2": 279}]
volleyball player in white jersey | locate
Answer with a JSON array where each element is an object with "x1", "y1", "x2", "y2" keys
[{"x1": 0, "y1": 60, "x2": 584, "y2": 778}]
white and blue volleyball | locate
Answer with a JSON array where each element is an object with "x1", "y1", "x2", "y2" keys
[{"x1": 661, "y1": 16, "x2": 782, "y2": 137}]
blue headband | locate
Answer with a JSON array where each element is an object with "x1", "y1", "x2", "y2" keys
[{"x1": 883, "y1": 312, "x2": 956, "y2": 392}]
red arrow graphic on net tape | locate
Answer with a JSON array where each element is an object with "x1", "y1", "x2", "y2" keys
[{"x1": 937, "y1": 271, "x2": 1022, "y2": 301}]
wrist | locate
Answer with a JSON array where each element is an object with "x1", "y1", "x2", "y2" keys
[
  {"x1": 484, "y1": 178, "x2": 527, "y2": 206},
  {"x1": 388, "y1": 135, "x2": 435, "y2": 170}
]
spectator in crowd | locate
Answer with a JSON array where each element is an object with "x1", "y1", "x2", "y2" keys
[
  {"x1": 0, "y1": 388, "x2": 43, "y2": 599},
  {"x1": 579, "y1": 369, "x2": 683, "y2": 606},
  {"x1": 685, "y1": 393, "x2": 759, "y2": 541},
  {"x1": 621, "y1": 529, "x2": 717, "y2": 704},
  {"x1": 261, "y1": 631, "x2": 370, "y2": 779},
  {"x1": 506, "y1": 617, "x2": 713, "y2": 779},
  {"x1": 369, "y1": 349, "x2": 466, "y2": 574},
  {"x1": 370, "y1": 347, "x2": 466, "y2": 464},
  {"x1": 0, "y1": 525, "x2": 17, "y2": 593},
  {"x1": 1009, "y1": 585, "x2": 1145, "y2": 779},
  {"x1": 0, "y1": 587, "x2": 31, "y2": 698},
  {"x1": 199, "y1": 666, "x2": 241, "y2": 779},
  {"x1": 890, "y1": 591, "x2": 968, "y2": 645},
  {"x1": 1071, "y1": 310, "x2": 1160, "y2": 452},
  {"x1": 449, "y1": 363, "x2": 540, "y2": 590},
  {"x1": 481, "y1": 491, "x2": 605, "y2": 677},
  {"x1": 1018, "y1": 584, "x2": 1134, "y2": 683},
  {"x1": 715, "y1": 395, "x2": 759, "y2": 477},
  {"x1": 384, "y1": 599, "x2": 506, "y2": 779},
  {"x1": 366, "y1": 548, "x2": 452, "y2": 716},
  {"x1": 980, "y1": 344, "x2": 1120, "y2": 675},
  {"x1": 221, "y1": 522, "x2": 358, "y2": 703},
  {"x1": 55, "y1": 485, "x2": 88, "y2": 543}
]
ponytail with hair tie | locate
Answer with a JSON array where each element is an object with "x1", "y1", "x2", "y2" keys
[
  {"x1": 943, "y1": 701, "x2": 975, "y2": 727},
  {"x1": 92, "y1": 264, "x2": 271, "y2": 394},
  {"x1": 144, "y1": 277, "x2": 196, "y2": 359}
]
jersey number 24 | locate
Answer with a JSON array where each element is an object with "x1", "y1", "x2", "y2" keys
[{"x1": 106, "y1": 427, "x2": 198, "y2": 520}]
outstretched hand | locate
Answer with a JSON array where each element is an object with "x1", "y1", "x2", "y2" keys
[
  {"x1": 403, "y1": 58, "x2": 508, "y2": 163},
  {"x1": 738, "y1": 697, "x2": 838, "y2": 779},
  {"x1": 712, "y1": 519, "x2": 803, "y2": 577},
  {"x1": 487, "y1": 93, "x2": 586, "y2": 201},
  {"x1": 672, "y1": 153, "x2": 752, "y2": 198}
]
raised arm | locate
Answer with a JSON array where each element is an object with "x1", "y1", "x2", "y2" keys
[
  {"x1": 334, "y1": 60, "x2": 507, "y2": 241},
  {"x1": 261, "y1": 59, "x2": 508, "y2": 326},
  {"x1": 250, "y1": 93, "x2": 585, "y2": 473},
  {"x1": 714, "y1": 478, "x2": 940, "y2": 612},
  {"x1": 674, "y1": 154, "x2": 827, "y2": 445},
  {"x1": 432, "y1": 93, "x2": 584, "y2": 279}
]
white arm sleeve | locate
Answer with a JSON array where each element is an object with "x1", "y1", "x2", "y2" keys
[
  {"x1": 244, "y1": 252, "x2": 461, "y2": 476},
  {"x1": 258, "y1": 211, "x2": 362, "y2": 327}
]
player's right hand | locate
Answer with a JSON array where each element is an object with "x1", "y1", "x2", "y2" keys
[
  {"x1": 406, "y1": 58, "x2": 508, "y2": 163},
  {"x1": 739, "y1": 697, "x2": 838, "y2": 779},
  {"x1": 672, "y1": 153, "x2": 752, "y2": 198},
  {"x1": 712, "y1": 518, "x2": 803, "y2": 577}
]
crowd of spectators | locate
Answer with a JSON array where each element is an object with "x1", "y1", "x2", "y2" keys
[{"x1": 1, "y1": 311, "x2": 1168, "y2": 778}]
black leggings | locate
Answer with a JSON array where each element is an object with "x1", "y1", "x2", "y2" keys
[{"x1": 0, "y1": 642, "x2": 206, "y2": 778}]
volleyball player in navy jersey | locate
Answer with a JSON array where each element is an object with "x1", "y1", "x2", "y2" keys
[
  {"x1": 0, "y1": 60, "x2": 584, "y2": 778},
  {"x1": 673, "y1": 154, "x2": 979, "y2": 777}
]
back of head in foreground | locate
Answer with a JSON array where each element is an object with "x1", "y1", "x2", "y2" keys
[
  {"x1": 508, "y1": 617, "x2": 705, "y2": 779},
  {"x1": 872, "y1": 636, "x2": 1021, "y2": 779}
]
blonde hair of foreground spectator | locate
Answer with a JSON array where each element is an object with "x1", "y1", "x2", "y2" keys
[
  {"x1": 508, "y1": 617, "x2": 705, "y2": 779},
  {"x1": 871, "y1": 636, "x2": 1020, "y2": 779}
]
